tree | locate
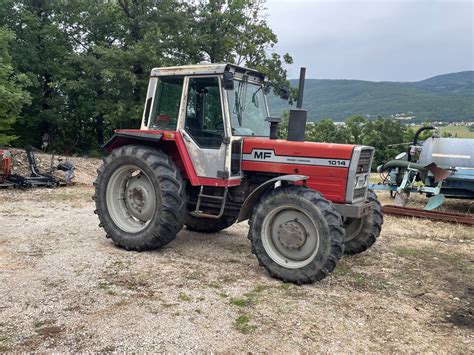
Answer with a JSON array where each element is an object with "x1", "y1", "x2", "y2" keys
[
  {"x1": 305, "y1": 119, "x2": 350, "y2": 143},
  {"x1": 1, "y1": 0, "x2": 73, "y2": 148},
  {"x1": 1, "y1": 0, "x2": 294, "y2": 152},
  {"x1": 195, "y1": 0, "x2": 294, "y2": 97},
  {"x1": 0, "y1": 28, "x2": 30, "y2": 145}
]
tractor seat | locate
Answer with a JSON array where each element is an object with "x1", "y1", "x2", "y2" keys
[{"x1": 156, "y1": 114, "x2": 170, "y2": 123}]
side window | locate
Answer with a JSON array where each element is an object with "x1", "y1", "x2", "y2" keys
[
  {"x1": 185, "y1": 77, "x2": 224, "y2": 148},
  {"x1": 150, "y1": 77, "x2": 184, "y2": 130}
]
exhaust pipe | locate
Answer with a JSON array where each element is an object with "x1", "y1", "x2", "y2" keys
[{"x1": 287, "y1": 67, "x2": 308, "y2": 142}]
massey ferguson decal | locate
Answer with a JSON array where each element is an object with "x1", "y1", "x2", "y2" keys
[{"x1": 243, "y1": 149, "x2": 350, "y2": 168}]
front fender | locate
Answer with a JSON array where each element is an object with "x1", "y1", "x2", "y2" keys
[{"x1": 237, "y1": 174, "x2": 308, "y2": 222}]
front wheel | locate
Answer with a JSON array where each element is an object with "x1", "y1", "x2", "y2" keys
[
  {"x1": 94, "y1": 145, "x2": 186, "y2": 251},
  {"x1": 343, "y1": 189, "x2": 383, "y2": 255},
  {"x1": 248, "y1": 186, "x2": 345, "y2": 284}
]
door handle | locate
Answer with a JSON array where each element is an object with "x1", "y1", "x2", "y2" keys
[{"x1": 182, "y1": 132, "x2": 191, "y2": 142}]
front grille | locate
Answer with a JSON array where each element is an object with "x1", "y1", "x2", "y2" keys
[
  {"x1": 352, "y1": 148, "x2": 374, "y2": 202},
  {"x1": 346, "y1": 146, "x2": 374, "y2": 203},
  {"x1": 357, "y1": 149, "x2": 373, "y2": 174}
]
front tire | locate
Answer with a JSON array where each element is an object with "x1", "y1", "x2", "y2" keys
[
  {"x1": 248, "y1": 186, "x2": 345, "y2": 284},
  {"x1": 343, "y1": 189, "x2": 383, "y2": 255},
  {"x1": 94, "y1": 145, "x2": 186, "y2": 251}
]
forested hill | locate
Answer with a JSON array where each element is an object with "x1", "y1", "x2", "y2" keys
[{"x1": 268, "y1": 71, "x2": 474, "y2": 122}]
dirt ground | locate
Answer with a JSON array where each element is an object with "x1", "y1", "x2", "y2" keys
[{"x1": 0, "y1": 186, "x2": 472, "y2": 352}]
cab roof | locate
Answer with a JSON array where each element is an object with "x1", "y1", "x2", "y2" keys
[{"x1": 150, "y1": 63, "x2": 265, "y2": 81}]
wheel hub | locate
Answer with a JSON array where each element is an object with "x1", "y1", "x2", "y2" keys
[
  {"x1": 128, "y1": 186, "x2": 146, "y2": 210},
  {"x1": 124, "y1": 174, "x2": 155, "y2": 221},
  {"x1": 277, "y1": 220, "x2": 307, "y2": 249},
  {"x1": 262, "y1": 208, "x2": 320, "y2": 268}
]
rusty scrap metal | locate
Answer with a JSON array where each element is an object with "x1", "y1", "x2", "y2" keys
[
  {"x1": 383, "y1": 205, "x2": 474, "y2": 226},
  {"x1": 424, "y1": 162, "x2": 452, "y2": 182}
]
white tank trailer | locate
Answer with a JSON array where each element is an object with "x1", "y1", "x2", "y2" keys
[
  {"x1": 371, "y1": 126, "x2": 474, "y2": 207},
  {"x1": 418, "y1": 136, "x2": 474, "y2": 199}
]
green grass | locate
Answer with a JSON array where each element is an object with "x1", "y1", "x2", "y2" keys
[
  {"x1": 178, "y1": 293, "x2": 192, "y2": 302},
  {"x1": 97, "y1": 281, "x2": 110, "y2": 290},
  {"x1": 233, "y1": 315, "x2": 257, "y2": 334},
  {"x1": 229, "y1": 297, "x2": 252, "y2": 307},
  {"x1": 205, "y1": 281, "x2": 222, "y2": 289},
  {"x1": 396, "y1": 247, "x2": 419, "y2": 258}
]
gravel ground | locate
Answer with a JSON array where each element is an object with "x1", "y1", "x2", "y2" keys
[{"x1": 0, "y1": 186, "x2": 472, "y2": 352}]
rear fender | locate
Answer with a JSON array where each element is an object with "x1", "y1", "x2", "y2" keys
[
  {"x1": 237, "y1": 174, "x2": 308, "y2": 222},
  {"x1": 102, "y1": 132, "x2": 163, "y2": 152}
]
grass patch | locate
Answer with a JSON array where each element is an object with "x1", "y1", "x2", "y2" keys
[
  {"x1": 332, "y1": 262, "x2": 389, "y2": 291},
  {"x1": 206, "y1": 281, "x2": 222, "y2": 289},
  {"x1": 229, "y1": 297, "x2": 251, "y2": 307},
  {"x1": 396, "y1": 247, "x2": 418, "y2": 258},
  {"x1": 332, "y1": 263, "x2": 351, "y2": 277},
  {"x1": 253, "y1": 285, "x2": 270, "y2": 293},
  {"x1": 396, "y1": 247, "x2": 469, "y2": 269},
  {"x1": 97, "y1": 281, "x2": 110, "y2": 290},
  {"x1": 220, "y1": 275, "x2": 240, "y2": 284},
  {"x1": 178, "y1": 293, "x2": 192, "y2": 302},
  {"x1": 280, "y1": 282, "x2": 292, "y2": 290},
  {"x1": 218, "y1": 292, "x2": 229, "y2": 298},
  {"x1": 233, "y1": 315, "x2": 257, "y2": 334}
]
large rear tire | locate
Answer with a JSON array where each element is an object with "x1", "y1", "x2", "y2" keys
[
  {"x1": 94, "y1": 145, "x2": 186, "y2": 251},
  {"x1": 343, "y1": 189, "x2": 383, "y2": 255},
  {"x1": 248, "y1": 186, "x2": 345, "y2": 284},
  {"x1": 185, "y1": 214, "x2": 236, "y2": 233}
]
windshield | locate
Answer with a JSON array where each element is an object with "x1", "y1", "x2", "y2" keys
[{"x1": 227, "y1": 80, "x2": 269, "y2": 136}]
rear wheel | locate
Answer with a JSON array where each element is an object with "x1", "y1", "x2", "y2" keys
[
  {"x1": 185, "y1": 214, "x2": 236, "y2": 233},
  {"x1": 248, "y1": 186, "x2": 345, "y2": 284},
  {"x1": 343, "y1": 189, "x2": 383, "y2": 255},
  {"x1": 94, "y1": 145, "x2": 186, "y2": 251}
]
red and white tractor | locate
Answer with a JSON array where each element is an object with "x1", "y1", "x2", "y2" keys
[{"x1": 94, "y1": 64, "x2": 383, "y2": 284}]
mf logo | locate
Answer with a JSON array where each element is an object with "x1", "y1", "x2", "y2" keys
[{"x1": 253, "y1": 150, "x2": 273, "y2": 160}]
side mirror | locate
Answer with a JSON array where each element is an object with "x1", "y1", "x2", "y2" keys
[
  {"x1": 223, "y1": 72, "x2": 234, "y2": 90},
  {"x1": 280, "y1": 85, "x2": 289, "y2": 100}
]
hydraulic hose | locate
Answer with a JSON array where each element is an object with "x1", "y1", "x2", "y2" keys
[
  {"x1": 381, "y1": 160, "x2": 427, "y2": 172},
  {"x1": 407, "y1": 126, "x2": 435, "y2": 162}
]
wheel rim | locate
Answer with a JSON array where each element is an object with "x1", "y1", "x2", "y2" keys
[
  {"x1": 261, "y1": 206, "x2": 320, "y2": 269},
  {"x1": 106, "y1": 164, "x2": 157, "y2": 233},
  {"x1": 343, "y1": 217, "x2": 364, "y2": 242}
]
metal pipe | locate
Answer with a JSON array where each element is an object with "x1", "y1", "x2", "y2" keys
[{"x1": 296, "y1": 67, "x2": 306, "y2": 109}]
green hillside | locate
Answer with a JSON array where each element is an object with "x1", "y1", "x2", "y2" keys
[{"x1": 268, "y1": 71, "x2": 474, "y2": 122}]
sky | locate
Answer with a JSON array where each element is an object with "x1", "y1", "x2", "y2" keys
[{"x1": 265, "y1": 0, "x2": 474, "y2": 81}]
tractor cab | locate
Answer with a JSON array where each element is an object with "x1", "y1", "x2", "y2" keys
[{"x1": 140, "y1": 64, "x2": 274, "y2": 181}]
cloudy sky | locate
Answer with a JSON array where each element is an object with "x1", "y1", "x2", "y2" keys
[{"x1": 265, "y1": 0, "x2": 474, "y2": 81}]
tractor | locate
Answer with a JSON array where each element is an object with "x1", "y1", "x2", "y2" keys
[{"x1": 94, "y1": 63, "x2": 383, "y2": 284}]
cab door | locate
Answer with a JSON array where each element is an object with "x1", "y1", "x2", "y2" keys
[{"x1": 179, "y1": 76, "x2": 234, "y2": 180}]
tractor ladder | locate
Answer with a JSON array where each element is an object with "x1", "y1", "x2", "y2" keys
[{"x1": 190, "y1": 186, "x2": 228, "y2": 219}]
